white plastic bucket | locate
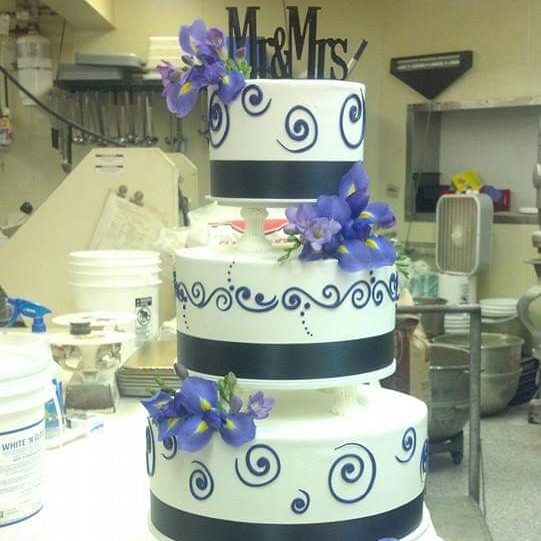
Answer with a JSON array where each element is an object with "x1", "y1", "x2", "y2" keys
[
  {"x1": 71, "y1": 281, "x2": 161, "y2": 344},
  {"x1": 0, "y1": 334, "x2": 48, "y2": 533},
  {"x1": 69, "y1": 250, "x2": 162, "y2": 344}
]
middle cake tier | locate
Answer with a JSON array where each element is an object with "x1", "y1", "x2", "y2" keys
[{"x1": 175, "y1": 246, "x2": 398, "y2": 381}]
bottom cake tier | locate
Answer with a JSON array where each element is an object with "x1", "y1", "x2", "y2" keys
[{"x1": 146, "y1": 384, "x2": 435, "y2": 540}]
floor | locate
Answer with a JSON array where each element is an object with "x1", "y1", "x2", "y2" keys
[{"x1": 426, "y1": 403, "x2": 541, "y2": 541}]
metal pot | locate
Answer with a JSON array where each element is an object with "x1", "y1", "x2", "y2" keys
[
  {"x1": 413, "y1": 297, "x2": 447, "y2": 338},
  {"x1": 428, "y1": 344, "x2": 470, "y2": 442},
  {"x1": 433, "y1": 333, "x2": 524, "y2": 416}
]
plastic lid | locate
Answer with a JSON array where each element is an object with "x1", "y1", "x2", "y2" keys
[{"x1": 0, "y1": 333, "x2": 49, "y2": 382}]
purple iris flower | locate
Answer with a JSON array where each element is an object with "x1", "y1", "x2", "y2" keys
[
  {"x1": 247, "y1": 391, "x2": 275, "y2": 420},
  {"x1": 176, "y1": 377, "x2": 256, "y2": 452},
  {"x1": 481, "y1": 185, "x2": 503, "y2": 204},
  {"x1": 159, "y1": 19, "x2": 246, "y2": 119},
  {"x1": 335, "y1": 236, "x2": 396, "y2": 271}
]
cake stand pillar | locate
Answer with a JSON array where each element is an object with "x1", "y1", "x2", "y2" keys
[{"x1": 237, "y1": 206, "x2": 272, "y2": 252}]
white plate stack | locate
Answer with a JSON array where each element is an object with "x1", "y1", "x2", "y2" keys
[
  {"x1": 480, "y1": 298, "x2": 518, "y2": 321},
  {"x1": 143, "y1": 36, "x2": 181, "y2": 80},
  {"x1": 444, "y1": 313, "x2": 470, "y2": 334}
]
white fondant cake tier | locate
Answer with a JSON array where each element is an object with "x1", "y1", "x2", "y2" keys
[
  {"x1": 208, "y1": 79, "x2": 366, "y2": 200},
  {"x1": 147, "y1": 386, "x2": 429, "y2": 540},
  {"x1": 175, "y1": 246, "x2": 398, "y2": 380}
]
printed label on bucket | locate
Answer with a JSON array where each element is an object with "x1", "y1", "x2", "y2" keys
[
  {"x1": 135, "y1": 296, "x2": 153, "y2": 341},
  {"x1": 0, "y1": 419, "x2": 44, "y2": 527}
]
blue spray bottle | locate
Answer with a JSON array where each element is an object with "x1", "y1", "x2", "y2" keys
[{"x1": 7, "y1": 298, "x2": 65, "y2": 439}]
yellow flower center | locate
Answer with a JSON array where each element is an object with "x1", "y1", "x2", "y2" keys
[
  {"x1": 195, "y1": 420, "x2": 209, "y2": 434},
  {"x1": 200, "y1": 398, "x2": 211, "y2": 411},
  {"x1": 337, "y1": 245, "x2": 349, "y2": 254},
  {"x1": 180, "y1": 81, "x2": 192, "y2": 95},
  {"x1": 365, "y1": 238, "x2": 378, "y2": 249}
]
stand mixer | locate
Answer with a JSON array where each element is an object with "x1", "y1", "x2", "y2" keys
[{"x1": 517, "y1": 165, "x2": 541, "y2": 423}]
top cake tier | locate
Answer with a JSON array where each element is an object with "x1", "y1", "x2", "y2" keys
[{"x1": 208, "y1": 79, "x2": 366, "y2": 202}]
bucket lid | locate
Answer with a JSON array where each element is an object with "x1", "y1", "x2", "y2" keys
[{"x1": 0, "y1": 333, "x2": 49, "y2": 384}]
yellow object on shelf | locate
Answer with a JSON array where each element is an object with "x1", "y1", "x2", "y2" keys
[{"x1": 451, "y1": 169, "x2": 483, "y2": 192}]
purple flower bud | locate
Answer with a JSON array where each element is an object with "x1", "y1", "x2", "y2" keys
[{"x1": 230, "y1": 395, "x2": 243, "y2": 413}]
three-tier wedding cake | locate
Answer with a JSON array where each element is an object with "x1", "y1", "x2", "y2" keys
[{"x1": 144, "y1": 74, "x2": 442, "y2": 541}]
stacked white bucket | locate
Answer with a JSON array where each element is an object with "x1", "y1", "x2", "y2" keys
[{"x1": 69, "y1": 250, "x2": 161, "y2": 344}]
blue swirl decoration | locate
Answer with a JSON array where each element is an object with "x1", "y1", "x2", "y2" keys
[
  {"x1": 328, "y1": 443, "x2": 377, "y2": 504},
  {"x1": 241, "y1": 84, "x2": 272, "y2": 116},
  {"x1": 290, "y1": 490, "x2": 310, "y2": 515},
  {"x1": 395, "y1": 427, "x2": 417, "y2": 464},
  {"x1": 339, "y1": 91, "x2": 366, "y2": 149},
  {"x1": 277, "y1": 105, "x2": 318, "y2": 153},
  {"x1": 208, "y1": 91, "x2": 229, "y2": 148},
  {"x1": 161, "y1": 436, "x2": 178, "y2": 460},
  {"x1": 189, "y1": 461, "x2": 214, "y2": 501},
  {"x1": 175, "y1": 270, "x2": 398, "y2": 314},
  {"x1": 145, "y1": 419, "x2": 155, "y2": 477},
  {"x1": 420, "y1": 439, "x2": 429, "y2": 481},
  {"x1": 371, "y1": 272, "x2": 400, "y2": 306},
  {"x1": 235, "y1": 287, "x2": 279, "y2": 313},
  {"x1": 235, "y1": 444, "x2": 281, "y2": 488},
  {"x1": 174, "y1": 279, "x2": 233, "y2": 312},
  {"x1": 282, "y1": 281, "x2": 372, "y2": 311}
]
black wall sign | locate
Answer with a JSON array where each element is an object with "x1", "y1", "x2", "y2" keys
[
  {"x1": 226, "y1": 6, "x2": 349, "y2": 80},
  {"x1": 390, "y1": 51, "x2": 473, "y2": 99}
]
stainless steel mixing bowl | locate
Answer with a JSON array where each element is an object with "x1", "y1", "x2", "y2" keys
[
  {"x1": 428, "y1": 344, "x2": 470, "y2": 442},
  {"x1": 433, "y1": 333, "x2": 524, "y2": 416}
]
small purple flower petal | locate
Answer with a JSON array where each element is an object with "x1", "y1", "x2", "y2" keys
[
  {"x1": 335, "y1": 239, "x2": 374, "y2": 271},
  {"x1": 304, "y1": 217, "x2": 341, "y2": 251},
  {"x1": 164, "y1": 78, "x2": 199, "y2": 118},
  {"x1": 217, "y1": 70, "x2": 245, "y2": 104},
  {"x1": 156, "y1": 61, "x2": 181, "y2": 93},
  {"x1": 179, "y1": 377, "x2": 219, "y2": 415},
  {"x1": 352, "y1": 218, "x2": 372, "y2": 240},
  {"x1": 179, "y1": 19, "x2": 207, "y2": 56},
  {"x1": 141, "y1": 391, "x2": 173, "y2": 421},
  {"x1": 203, "y1": 408, "x2": 223, "y2": 430},
  {"x1": 481, "y1": 185, "x2": 503, "y2": 204},
  {"x1": 230, "y1": 395, "x2": 243, "y2": 413},
  {"x1": 177, "y1": 414, "x2": 215, "y2": 452},
  {"x1": 365, "y1": 235, "x2": 397, "y2": 266},
  {"x1": 338, "y1": 162, "x2": 370, "y2": 201},
  {"x1": 206, "y1": 27, "x2": 226, "y2": 57},
  {"x1": 316, "y1": 195, "x2": 351, "y2": 226},
  {"x1": 360, "y1": 202, "x2": 397, "y2": 229},
  {"x1": 156, "y1": 416, "x2": 183, "y2": 442},
  {"x1": 219, "y1": 413, "x2": 256, "y2": 447},
  {"x1": 247, "y1": 391, "x2": 275, "y2": 419}
]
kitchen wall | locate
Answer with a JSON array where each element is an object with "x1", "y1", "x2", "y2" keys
[
  {"x1": 377, "y1": 0, "x2": 539, "y2": 298},
  {"x1": 0, "y1": 0, "x2": 538, "y2": 298}
]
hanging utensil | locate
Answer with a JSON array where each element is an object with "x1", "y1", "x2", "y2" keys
[
  {"x1": 134, "y1": 92, "x2": 144, "y2": 145},
  {"x1": 143, "y1": 92, "x2": 158, "y2": 146},
  {"x1": 126, "y1": 90, "x2": 136, "y2": 145}
]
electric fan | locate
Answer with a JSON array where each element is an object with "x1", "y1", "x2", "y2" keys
[{"x1": 436, "y1": 192, "x2": 493, "y2": 304}]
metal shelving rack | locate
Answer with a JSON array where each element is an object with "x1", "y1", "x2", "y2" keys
[{"x1": 397, "y1": 303, "x2": 493, "y2": 541}]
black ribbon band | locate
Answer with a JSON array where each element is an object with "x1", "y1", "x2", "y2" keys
[
  {"x1": 178, "y1": 332, "x2": 394, "y2": 380},
  {"x1": 150, "y1": 491, "x2": 424, "y2": 541},
  {"x1": 210, "y1": 160, "x2": 356, "y2": 199}
]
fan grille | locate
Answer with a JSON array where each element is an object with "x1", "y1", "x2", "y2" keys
[{"x1": 437, "y1": 197, "x2": 478, "y2": 274}]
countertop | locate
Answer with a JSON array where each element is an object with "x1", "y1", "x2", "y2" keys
[{"x1": 5, "y1": 399, "x2": 153, "y2": 541}]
